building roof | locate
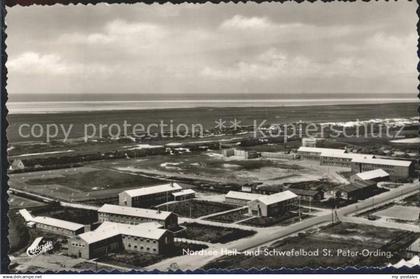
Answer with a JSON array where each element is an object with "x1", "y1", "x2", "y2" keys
[
  {"x1": 172, "y1": 189, "x2": 196, "y2": 197},
  {"x1": 351, "y1": 157, "x2": 413, "y2": 167},
  {"x1": 408, "y1": 238, "x2": 420, "y2": 253},
  {"x1": 354, "y1": 169, "x2": 389, "y2": 180},
  {"x1": 225, "y1": 191, "x2": 264, "y2": 201},
  {"x1": 336, "y1": 180, "x2": 376, "y2": 193},
  {"x1": 255, "y1": 190, "x2": 298, "y2": 206},
  {"x1": 32, "y1": 216, "x2": 85, "y2": 231},
  {"x1": 121, "y1": 183, "x2": 183, "y2": 198},
  {"x1": 297, "y1": 147, "x2": 346, "y2": 154},
  {"x1": 78, "y1": 221, "x2": 167, "y2": 244},
  {"x1": 320, "y1": 152, "x2": 374, "y2": 160},
  {"x1": 98, "y1": 204, "x2": 173, "y2": 221},
  {"x1": 19, "y1": 209, "x2": 34, "y2": 222},
  {"x1": 288, "y1": 188, "x2": 321, "y2": 197}
]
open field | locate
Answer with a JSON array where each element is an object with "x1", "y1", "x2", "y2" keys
[
  {"x1": 20, "y1": 166, "x2": 163, "y2": 192},
  {"x1": 98, "y1": 242, "x2": 208, "y2": 269},
  {"x1": 204, "y1": 222, "x2": 420, "y2": 269},
  {"x1": 239, "y1": 212, "x2": 313, "y2": 227},
  {"x1": 8, "y1": 165, "x2": 167, "y2": 202},
  {"x1": 373, "y1": 205, "x2": 420, "y2": 222},
  {"x1": 156, "y1": 200, "x2": 238, "y2": 218},
  {"x1": 205, "y1": 208, "x2": 250, "y2": 223},
  {"x1": 177, "y1": 222, "x2": 256, "y2": 244},
  {"x1": 108, "y1": 152, "x2": 303, "y2": 185}
]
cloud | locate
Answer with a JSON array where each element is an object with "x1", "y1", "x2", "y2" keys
[
  {"x1": 59, "y1": 19, "x2": 166, "y2": 48},
  {"x1": 7, "y1": 52, "x2": 76, "y2": 75},
  {"x1": 7, "y1": 51, "x2": 114, "y2": 77},
  {"x1": 201, "y1": 48, "x2": 320, "y2": 80},
  {"x1": 220, "y1": 15, "x2": 273, "y2": 30},
  {"x1": 201, "y1": 31, "x2": 417, "y2": 82},
  {"x1": 6, "y1": 3, "x2": 417, "y2": 94}
]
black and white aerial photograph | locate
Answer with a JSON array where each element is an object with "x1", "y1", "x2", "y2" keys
[{"x1": 3, "y1": 0, "x2": 420, "y2": 274}]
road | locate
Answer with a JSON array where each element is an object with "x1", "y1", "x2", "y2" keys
[{"x1": 146, "y1": 181, "x2": 419, "y2": 271}]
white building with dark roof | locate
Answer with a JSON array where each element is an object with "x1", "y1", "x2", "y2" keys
[
  {"x1": 248, "y1": 190, "x2": 298, "y2": 217},
  {"x1": 225, "y1": 191, "x2": 265, "y2": 206},
  {"x1": 98, "y1": 204, "x2": 178, "y2": 229},
  {"x1": 119, "y1": 182, "x2": 183, "y2": 207},
  {"x1": 68, "y1": 221, "x2": 174, "y2": 259}
]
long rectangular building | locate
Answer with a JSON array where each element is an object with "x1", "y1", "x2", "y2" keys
[
  {"x1": 68, "y1": 221, "x2": 174, "y2": 259},
  {"x1": 119, "y1": 183, "x2": 183, "y2": 208},
  {"x1": 248, "y1": 190, "x2": 298, "y2": 217},
  {"x1": 320, "y1": 152, "x2": 374, "y2": 168},
  {"x1": 19, "y1": 209, "x2": 85, "y2": 237},
  {"x1": 98, "y1": 204, "x2": 178, "y2": 229},
  {"x1": 225, "y1": 191, "x2": 265, "y2": 206},
  {"x1": 351, "y1": 157, "x2": 414, "y2": 179},
  {"x1": 297, "y1": 147, "x2": 346, "y2": 160}
]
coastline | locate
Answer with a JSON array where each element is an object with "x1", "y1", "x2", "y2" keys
[{"x1": 7, "y1": 99, "x2": 419, "y2": 115}]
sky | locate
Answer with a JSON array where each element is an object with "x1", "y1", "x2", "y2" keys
[{"x1": 5, "y1": 2, "x2": 418, "y2": 96}]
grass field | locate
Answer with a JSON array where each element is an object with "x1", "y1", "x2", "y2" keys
[
  {"x1": 107, "y1": 152, "x2": 302, "y2": 186},
  {"x1": 156, "y1": 200, "x2": 238, "y2": 218},
  {"x1": 204, "y1": 222, "x2": 419, "y2": 269},
  {"x1": 24, "y1": 166, "x2": 164, "y2": 192},
  {"x1": 177, "y1": 222, "x2": 256, "y2": 244},
  {"x1": 239, "y1": 212, "x2": 312, "y2": 227},
  {"x1": 373, "y1": 205, "x2": 420, "y2": 221},
  {"x1": 9, "y1": 165, "x2": 166, "y2": 202},
  {"x1": 205, "y1": 208, "x2": 250, "y2": 223}
]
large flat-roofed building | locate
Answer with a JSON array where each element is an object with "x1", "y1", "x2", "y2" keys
[
  {"x1": 350, "y1": 169, "x2": 390, "y2": 183},
  {"x1": 350, "y1": 157, "x2": 414, "y2": 179},
  {"x1": 320, "y1": 152, "x2": 374, "y2": 168},
  {"x1": 68, "y1": 221, "x2": 174, "y2": 259},
  {"x1": 225, "y1": 191, "x2": 265, "y2": 206},
  {"x1": 334, "y1": 180, "x2": 377, "y2": 201},
  {"x1": 19, "y1": 209, "x2": 85, "y2": 237},
  {"x1": 248, "y1": 190, "x2": 298, "y2": 217},
  {"x1": 98, "y1": 204, "x2": 178, "y2": 229},
  {"x1": 297, "y1": 147, "x2": 345, "y2": 160},
  {"x1": 119, "y1": 183, "x2": 183, "y2": 208}
]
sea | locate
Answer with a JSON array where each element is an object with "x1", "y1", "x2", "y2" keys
[{"x1": 7, "y1": 93, "x2": 418, "y2": 114}]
